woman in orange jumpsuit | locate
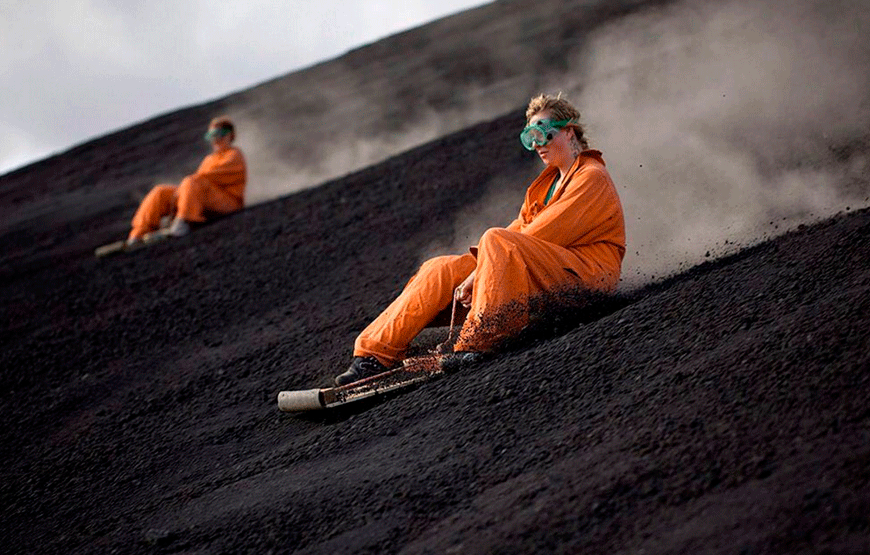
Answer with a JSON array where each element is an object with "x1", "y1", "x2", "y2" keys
[
  {"x1": 335, "y1": 94, "x2": 626, "y2": 385},
  {"x1": 126, "y1": 116, "x2": 247, "y2": 245}
]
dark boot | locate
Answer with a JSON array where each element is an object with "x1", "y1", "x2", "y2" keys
[{"x1": 334, "y1": 356, "x2": 389, "y2": 386}]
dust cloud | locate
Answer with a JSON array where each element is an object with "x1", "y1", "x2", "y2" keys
[
  {"x1": 415, "y1": 169, "x2": 540, "y2": 266},
  {"x1": 575, "y1": 0, "x2": 870, "y2": 286},
  {"x1": 417, "y1": 0, "x2": 870, "y2": 289},
  {"x1": 231, "y1": 87, "x2": 523, "y2": 206},
  {"x1": 227, "y1": 115, "x2": 302, "y2": 206},
  {"x1": 236, "y1": 0, "x2": 869, "y2": 290}
]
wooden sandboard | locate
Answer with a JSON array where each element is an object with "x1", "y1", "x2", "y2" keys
[
  {"x1": 94, "y1": 229, "x2": 172, "y2": 258},
  {"x1": 277, "y1": 356, "x2": 444, "y2": 412}
]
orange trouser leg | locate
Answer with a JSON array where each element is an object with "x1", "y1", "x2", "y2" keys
[
  {"x1": 354, "y1": 254, "x2": 477, "y2": 367},
  {"x1": 176, "y1": 176, "x2": 243, "y2": 223},
  {"x1": 454, "y1": 227, "x2": 619, "y2": 353},
  {"x1": 129, "y1": 184, "x2": 177, "y2": 239}
]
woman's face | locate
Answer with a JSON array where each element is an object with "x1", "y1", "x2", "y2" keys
[
  {"x1": 528, "y1": 110, "x2": 573, "y2": 168},
  {"x1": 206, "y1": 125, "x2": 232, "y2": 151}
]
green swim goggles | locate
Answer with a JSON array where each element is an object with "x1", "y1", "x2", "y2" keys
[
  {"x1": 519, "y1": 118, "x2": 573, "y2": 150},
  {"x1": 204, "y1": 127, "x2": 230, "y2": 142}
]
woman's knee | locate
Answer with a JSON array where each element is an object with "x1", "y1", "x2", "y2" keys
[
  {"x1": 478, "y1": 227, "x2": 520, "y2": 255},
  {"x1": 177, "y1": 176, "x2": 206, "y2": 196},
  {"x1": 419, "y1": 255, "x2": 459, "y2": 276},
  {"x1": 146, "y1": 184, "x2": 175, "y2": 198},
  {"x1": 480, "y1": 226, "x2": 521, "y2": 243},
  {"x1": 417, "y1": 254, "x2": 474, "y2": 281}
]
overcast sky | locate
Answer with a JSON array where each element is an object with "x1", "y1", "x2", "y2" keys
[{"x1": 0, "y1": 0, "x2": 491, "y2": 175}]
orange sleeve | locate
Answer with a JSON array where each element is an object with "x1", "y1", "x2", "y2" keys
[
  {"x1": 517, "y1": 165, "x2": 622, "y2": 249},
  {"x1": 193, "y1": 148, "x2": 247, "y2": 201},
  {"x1": 470, "y1": 153, "x2": 624, "y2": 260}
]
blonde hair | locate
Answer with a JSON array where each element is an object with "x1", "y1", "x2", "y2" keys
[
  {"x1": 525, "y1": 93, "x2": 588, "y2": 149},
  {"x1": 209, "y1": 116, "x2": 236, "y2": 141}
]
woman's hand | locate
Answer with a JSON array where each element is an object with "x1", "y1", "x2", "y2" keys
[{"x1": 454, "y1": 271, "x2": 475, "y2": 308}]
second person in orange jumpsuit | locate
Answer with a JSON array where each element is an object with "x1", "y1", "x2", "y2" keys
[
  {"x1": 126, "y1": 116, "x2": 247, "y2": 245},
  {"x1": 335, "y1": 94, "x2": 626, "y2": 386}
]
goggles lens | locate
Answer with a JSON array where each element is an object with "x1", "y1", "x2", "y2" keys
[
  {"x1": 519, "y1": 119, "x2": 572, "y2": 150},
  {"x1": 204, "y1": 128, "x2": 229, "y2": 142}
]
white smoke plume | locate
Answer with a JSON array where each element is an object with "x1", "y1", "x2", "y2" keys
[
  {"x1": 232, "y1": 0, "x2": 869, "y2": 292},
  {"x1": 415, "y1": 0, "x2": 870, "y2": 289},
  {"x1": 575, "y1": 0, "x2": 870, "y2": 286},
  {"x1": 416, "y1": 168, "x2": 541, "y2": 266},
  {"x1": 231, "y1": 86, "x2": 524, "y2": 205}
]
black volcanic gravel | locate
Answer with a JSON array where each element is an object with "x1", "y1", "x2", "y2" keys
[{"x1": 2, "y1": 109, "x2": 870, "y2": 554}]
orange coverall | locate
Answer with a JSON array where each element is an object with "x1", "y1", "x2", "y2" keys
[
  {"x1": 129, "y1": 147, "x2": 247, "y2": 239},
  {"x1": 354, "y1": 149, "x2": 626, "y2": 366}
]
